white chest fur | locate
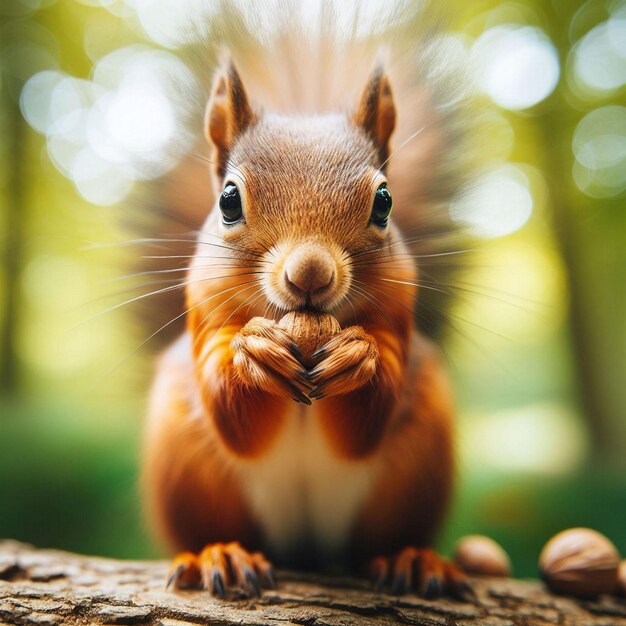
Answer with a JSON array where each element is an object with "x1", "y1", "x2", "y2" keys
[{"x1": 238, "y1": 404, "x2": 377, "y2": 562}]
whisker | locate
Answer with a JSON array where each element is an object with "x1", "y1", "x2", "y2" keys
[
  {"x1": 450, "y1": 278, "x2": 547, "y2": 309},
  {"x1": 83, "y1": 237, "x2": 200, "y2": 250},
  {"x1": 95, "y1": 280, "x2": 263, "y2": 381},
  {"x1": 348, "y1": 283, "x2": 401, "y2": 336},
  {"x1": 244, "y1": 288, "x2": 269, "y2": 318},
  {"x1": 348, "y1": 247, "x2": 473, "y2": 264},
  {"x1": 185, "y1": 152, "x2": 247, "y2": 181},
  {"x1": 83, "y1": 237, "x2": 265, "y2": 259},
  {"x1": 377, "y1": 125, "x2": 425, "y2": 172},
  {"x1": 261, "y1": 297, "x2": 273, "y2": 320},
  {"x1": 354, "y1": 276, "x2": 457, "y2": 369},
  {"x1": 362, "y1": 276, "x2": 514, "y2": 346},
  {"x1": 79, "y1": 278, "x2": 191, "y2": 309},
  {"x1": 190, "y1": 282, "x2": 264, "y2": 353},
  {"x1": 187, "y1": 152, "x2": 218, "y2": 167},
  {"x1": 351, "y1": 278, "x2": 416, "y2": 319},
  {"x1": 377, "y1": 276, "x2": 450, "y2": 295},
  {"x1": 344, "y1": 291, "x2": 359, "y2": 327},
  {"x1": 110, "y1": 265, "x2": 268, "y2": 282},
  {"x1": 77, "y1": 272, "x2": 265, "y2": 327},
  {"x1": 351, "y1": 271, "x2": 451, "y2": 296},
  {"x1": 83, "y1": 268, "x2": 266, "y2": 310},
  {"x1": 192, "y1": 230, "x2": 272, "y2": 257},
  {"x1": 417, "y1": 295, "x2": 513, "y2": 369},
  {"x1": 353, "y1": 261, "x2": 515, "y2": 354},
  {"x1": 213, "y1": 286, "x2": 266, "y2": 337},
  {"x1": 142, "y1": 254, "x2": 261, "y2": 261}
]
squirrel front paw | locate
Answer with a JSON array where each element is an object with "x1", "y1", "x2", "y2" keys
[
  {"x1": 231, "y1": 317, "x2": 315, "y2": 404},
  {"x1": 369, "y1": 547, "x2": 473, "y2": 600},
  {"x1": 308, "y1": 326, "x2": 379, "y2": 398},
  {"x1": 167, "y1": 542, "x2": 275, "y2": 598}
]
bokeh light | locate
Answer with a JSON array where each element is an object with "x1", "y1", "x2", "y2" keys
[
  {"x1": 471, "y1": 25, "x2": 560, "y2": 110},
  {"x1": 569, "y1": 4, "x2": 626, "y2": 98},
  {"x1": 449, "y1": 164, "x2": 535, "y2": 238},
  {"x1": 462, "y1": 403, "x2": 588, "y2": 475},
  {"x1": 20, "y1": 46, "x2": 196, "y2": 205},
  {"x1": 572, "y1": 105, "x2": 626, "y2": 198}
]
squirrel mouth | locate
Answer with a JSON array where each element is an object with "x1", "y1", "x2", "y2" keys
[
  {"x1": 290, "y1": 305, "x2": 326, "y2": 316},
  {"x1": 299, "y1": 298, "x2": 324, "y2": 313}
]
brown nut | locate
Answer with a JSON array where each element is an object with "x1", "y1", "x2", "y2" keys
[
  {"x1": 539, "y1": 527, "x2": 620, "y2": 598},
  {"x1": 453, "y1": 535, "x2": 511, "y2": 577},
  {"x1": 278, "y1": 311, "x2": 340, "y2": 367}
]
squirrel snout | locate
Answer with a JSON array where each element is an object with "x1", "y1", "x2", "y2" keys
[{"x1": 284, "y1": 242, "x2": 335, "y2": 298}]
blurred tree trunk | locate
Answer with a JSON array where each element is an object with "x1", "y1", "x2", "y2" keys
[
  {"x1": 0, "y1": 66, "x2": 25, "y2": 395},
  {"x1": 539, "y1": 4, "x2": 626, "y2": 466}
]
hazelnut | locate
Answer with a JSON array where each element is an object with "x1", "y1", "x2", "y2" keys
[
  {"x1": 453, "y1": 535, "x2": 511, "y2": 577},
  {"x1": 539, "y1": 527, "x2": 620, "y2": 598},
  {"x1": 278, "y1": 311, "x2": 340, "y2": 367}
]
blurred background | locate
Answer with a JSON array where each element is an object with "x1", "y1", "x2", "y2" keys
[{"x1": 0, "y1": 0, "x2": 624, "y2": 576}]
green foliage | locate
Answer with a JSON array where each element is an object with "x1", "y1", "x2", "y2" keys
[
  {"x1": 0, "y1": 398, "x2": 156, "y2": 559},
  {"x1": 0, "y1": 0, "x2": 624, "y2": 574}
]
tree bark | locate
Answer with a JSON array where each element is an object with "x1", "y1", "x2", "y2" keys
[{"x1": 0, "y1": 541, "x2": 625, "y2": 625}]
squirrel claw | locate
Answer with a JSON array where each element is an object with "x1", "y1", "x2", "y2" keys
[
  {"x1": 297, "y1": 369, "x2": 312, "y2": 382},
  {"x1": 166, "y1": 564, "x2": 187, "y2": 590},
  {"x1": 450, "y1": 579, "x2": 477, "y2": 603},
  {"x1": 206, "y1": 568, "x2": 226, "y2": 598},
  {"x1": 422, "y1": 573, "x2": 444, "y2": 599},
  {"x1": 311, "y1": 346, "x2": 327, "y2": 360},
  {"x1": 288, "y1": 342, "x2": 303, "y2": 359},
  {"x1": 391, "y1": 572, "x2": 408, "y2": 595},
  {"x1": 290, "y1": 387, "x2": 312, "y2": 405},
  {"x1": 369, "y1": 556, "x2": 389, "y2": 592},
  {"x1": 264, "y1": 568, "x2": 276, "y2": 589},
  {"x1": 243, "y1": 566, "x2": 262, "y2": 597},
  {"x1": 166, "y1": 552, "x2": 201, "y2": 590},
  {"x1": 308, "y1": 387, "x2": 325, "y2": 400}
]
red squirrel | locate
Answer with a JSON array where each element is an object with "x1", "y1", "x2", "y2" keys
[{"x1": 142, "y1": 11, "x2": 473, "y2": 600}]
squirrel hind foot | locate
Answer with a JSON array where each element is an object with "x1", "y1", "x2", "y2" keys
[
  {"x1": 369, "y1": 547, "x2": 475, "y2": 602},
  {"x1": 166, "y1": 542, "x2": 275, "y2": 599}
]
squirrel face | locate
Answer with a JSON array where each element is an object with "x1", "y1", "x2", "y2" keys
[
  {"x1": 219, "y1": 114, "x2": 393, "y2": 312},
  {"x1": 187, "y1": 59, "x2": 414, "y2": 318}
]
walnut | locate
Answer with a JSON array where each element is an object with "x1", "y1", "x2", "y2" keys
[
  {"x1": 278, "y1": 311, "x2": 340, "y2": 367},
  {"x1": 539, "y1": 527, "x2": 620, "y2": 598},
  {"x1": 453, "y1": 535, "x2": 511, "y2": 577}
]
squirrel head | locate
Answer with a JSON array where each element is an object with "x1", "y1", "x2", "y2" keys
[{"x1": 195, "y1": 57, "x2": 413, "y2": 316}]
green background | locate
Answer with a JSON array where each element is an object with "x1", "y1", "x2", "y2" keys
[{"x1": 1, "y1": 0, "x2": 625, "y2": 578}]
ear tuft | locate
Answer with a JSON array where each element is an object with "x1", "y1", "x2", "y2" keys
[
  {"x1": 353, "y1": 65, "x2": 396, "y2": 167},
  {"x1": 205, "y1": 58, "x2": 255, "y2": 182}
]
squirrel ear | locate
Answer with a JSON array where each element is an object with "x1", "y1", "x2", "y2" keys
[
  {"x1": 205, "y1": 59, "x2": 255, "y2": 181},
  {"x1": 353, "y1": 66, "x2": 396, "y2": 166}
]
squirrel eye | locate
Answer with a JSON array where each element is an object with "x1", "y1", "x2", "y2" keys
[
  {"x1": 370, "y1": 183, "x2": 392, "y2": 228},
  {"x1": 219, "y1": 183, "x2": 243, "y2": 225}
]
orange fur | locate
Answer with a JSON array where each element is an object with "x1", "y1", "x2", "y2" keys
[
  {"x1": 350, "y1": 341, "x2": 455, "y2": 563},
  {"x1": 187, "y1": 311, "x2": 295, "y2": 457},
  {"x1": 142, "y1": 336, "x2": 262, "y2": 553},
  {"x1": 313, "y1": 314, "x2": 413, "y2": 459}
]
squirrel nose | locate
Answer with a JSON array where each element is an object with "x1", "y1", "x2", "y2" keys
[{"x1": 284, "y1": 242, "x2": 335, "y2": 297}]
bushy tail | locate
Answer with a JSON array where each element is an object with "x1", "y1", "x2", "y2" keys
[{"x1": 142, "y1": 0, "x2": 475, "y2": 342}]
